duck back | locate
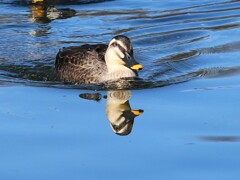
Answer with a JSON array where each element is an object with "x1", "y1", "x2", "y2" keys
[{"x1": 55, "y1": 44, "x2": 108, "y2": 84}]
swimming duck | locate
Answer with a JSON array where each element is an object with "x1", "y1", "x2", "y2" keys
[{"x1": 55, "y1": 35, "x2": 143, "y2": 84}]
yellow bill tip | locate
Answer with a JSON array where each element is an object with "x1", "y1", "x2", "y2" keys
[
  {"x1": 131, "y1": 64, "x2": 143, "y2": 71},
  {"x1": 131, "y1": 109, "x2": 144, "y2": 116}
]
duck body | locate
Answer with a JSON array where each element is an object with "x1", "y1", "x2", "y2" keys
[
  {"x1": 55, "y1": 35, "x2": 143, "y2": 84},
  {"x1": 55, "y1": 44, "x2": 108, "y2": 84}
]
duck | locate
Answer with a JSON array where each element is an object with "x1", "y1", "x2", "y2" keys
[{"x1": 55, "y1": 35, "x2": 143, "y2": 84}]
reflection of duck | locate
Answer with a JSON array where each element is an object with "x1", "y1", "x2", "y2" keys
[
  {"x1": 29, "y1": 3, "x2": 76, "y2": 36},
  {"x1": 106, "y1": 91, "x2": 143, "y2": 136},
  {"x1": 55, "y1": 35, "x2": 143, "y2": 84},
  {"x1": 79, "y1": 90, "x2": 143, "y2": 136},
  {"x1": 29, "y1": 4, "x2": 76, "y2": 23}
]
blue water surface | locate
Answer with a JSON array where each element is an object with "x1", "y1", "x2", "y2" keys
[{"x1": 0, "y1": 0, "x2": 240, "y2": 179}]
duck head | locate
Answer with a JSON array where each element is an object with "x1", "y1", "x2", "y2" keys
[{"x1": 105, "y1": 35, "x2": 143, "y2": 76}]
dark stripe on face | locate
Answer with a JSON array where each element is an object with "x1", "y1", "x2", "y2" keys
[
  {"x1": 111, "y1": 114, "x2": 133, "y2": 133},
  {"x1": 114, "y1": 35, "x2": 132, "y2": 52},
  {"x1": 111, "y1": 42, "x2": 126, "y2": 56}
]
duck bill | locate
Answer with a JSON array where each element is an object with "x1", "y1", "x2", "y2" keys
[
  {"x1": 124, "y1": 52, "x2": 143, "y2": 71},
  {"x1": 130, "y1": 64, "x2": 143, "y2": 71}
]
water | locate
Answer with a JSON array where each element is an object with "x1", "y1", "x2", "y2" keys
[
  {"x1": 0, "y1": 0, "x2": 240, "y2": 179},
  {"x1": 1, "y1": 0, "x2": 240, "y2": 89}
]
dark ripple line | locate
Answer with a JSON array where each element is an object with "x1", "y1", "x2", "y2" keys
[
  {"x1": 114, "y1": 3, "x2": 240, "y2": 22},
  {"x1": 132, "y1": 21, "x2": 239, "y2": 45}
]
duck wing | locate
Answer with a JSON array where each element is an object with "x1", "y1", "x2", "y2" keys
[{"x1": 55, "y1": 44, "x2": 108, "y2": 84}]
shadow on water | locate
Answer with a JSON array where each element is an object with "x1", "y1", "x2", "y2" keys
[
  {"x1": 199, "y1": 136, "x2": 240, "y2": 142},
  {"x1": 1, "y1": 0, "x2": 240, "y2": 90},
  {"x1": 79, "y1": 90, "x2": 143, "y2": 136}
]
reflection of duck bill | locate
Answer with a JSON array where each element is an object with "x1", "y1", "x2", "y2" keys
[
  {"x1": 132, "y1": 109, "x2": 144, "y2": 116},
  {"x1": 32, "y1": 0, "x2": 44, "y2": 3}
]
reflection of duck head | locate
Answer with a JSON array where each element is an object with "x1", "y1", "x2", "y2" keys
[{"x1": 106, "y1": 91, "x2": 143, "y2": 136}]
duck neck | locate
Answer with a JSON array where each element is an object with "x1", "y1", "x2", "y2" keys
[{"x1": 105, "y1": 64, "x2": 137, "y2": 81}]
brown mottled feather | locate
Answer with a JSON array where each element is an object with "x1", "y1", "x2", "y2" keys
[{"x1": 55, "y1": 44, "x2": 108, "y2": 84}]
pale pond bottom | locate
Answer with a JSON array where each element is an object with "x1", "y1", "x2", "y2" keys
[{"x1": 0, "y1": 74, "x2": 240, "y2": 180}]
